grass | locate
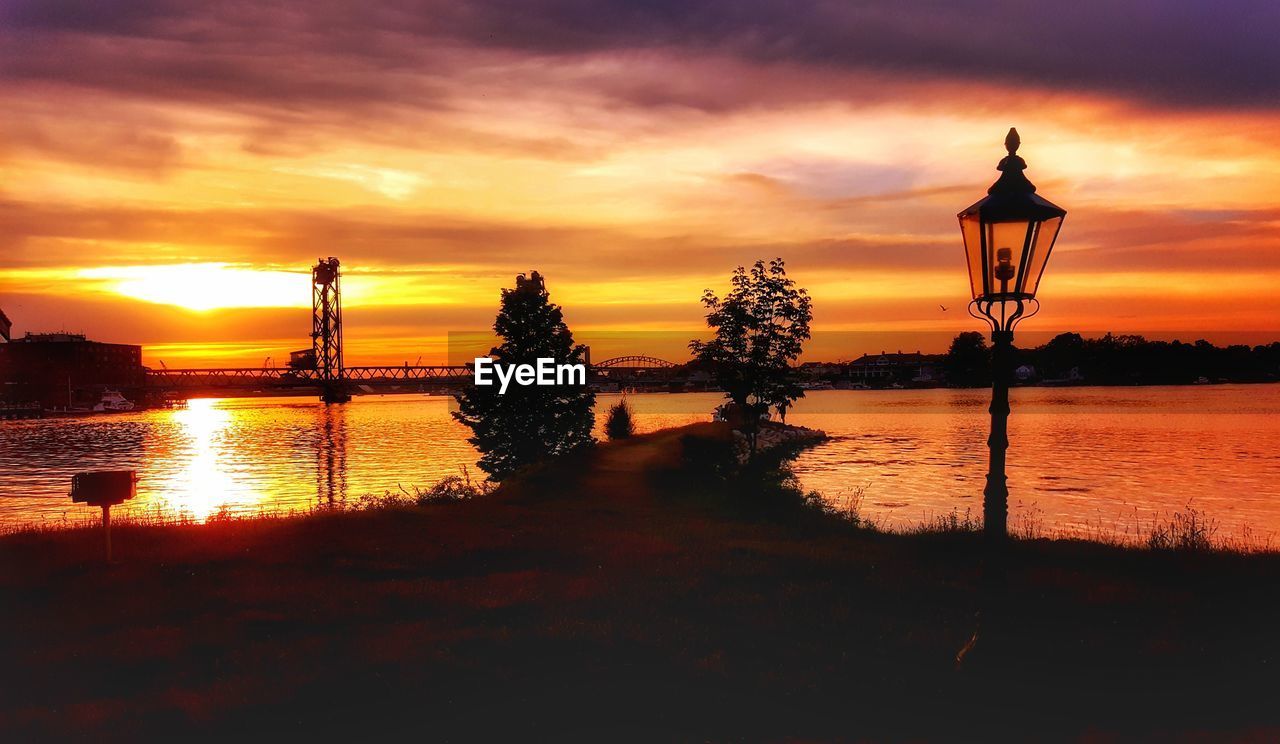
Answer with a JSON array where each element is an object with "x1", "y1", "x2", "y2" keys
[
  {"x1": 1010, "y1": 502, "x2": 1275, "y2": 554},
  {"x1": 906, "y1": 507, "x2": 981, "y2": 535},
  {"x1": 2, "y1": 423, "x2": 1279, "y2": 740},
  {"x1": 1145, "y1": 502, "x2": 1218, "y2": 551}
]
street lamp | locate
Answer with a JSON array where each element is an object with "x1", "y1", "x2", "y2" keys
[{"x1": 958, "y1": 128, "x2": 1066, "y2": 540}]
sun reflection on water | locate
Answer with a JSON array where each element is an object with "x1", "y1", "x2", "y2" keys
[{"x1": 167, "y1": 398, "x2": 259, "y2": 519}]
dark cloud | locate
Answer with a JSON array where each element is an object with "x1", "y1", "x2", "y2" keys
[
  {"x1": 0, "y1": 112, "x2": 183, "y2": 175},
  {"x1": 1, "y1": 0, "x2": 1276, "y2": 116},
  {"x1": 430, "y1": 0, "x2": 1280, "y2": 110}
]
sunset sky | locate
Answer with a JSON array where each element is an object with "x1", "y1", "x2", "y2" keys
[{"x1": 2, "y1": 1, "x2": 1278, "y2": 366}]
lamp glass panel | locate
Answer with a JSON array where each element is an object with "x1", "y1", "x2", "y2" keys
[
  {"x1": 959, "y1": 213, "x2": 985, "y2": 299},
  {"x1": 1020, "y1": 216, "x2": 1062, "y2": 298},
  {"x1": 984, "y1": 221, "x2": 1033, "y2": 298}
]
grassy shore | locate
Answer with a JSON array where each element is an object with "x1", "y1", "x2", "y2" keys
[{"x1": 3, "y1": 423, "x2": 1279, "y2": 741}]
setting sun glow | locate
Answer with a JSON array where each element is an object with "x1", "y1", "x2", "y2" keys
[{"x1": 79, "y1": 265, "x2": 310, "y2": 312}]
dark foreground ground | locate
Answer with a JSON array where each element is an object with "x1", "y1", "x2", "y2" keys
[{"x1": 3, "y1": 424, "x2": 1279, "y2": 742}]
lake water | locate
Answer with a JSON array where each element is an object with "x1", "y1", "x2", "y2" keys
[{"x1": 2, "y1": 386, "x2": 1278, "y2": 544}]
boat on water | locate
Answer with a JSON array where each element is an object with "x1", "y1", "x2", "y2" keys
[{"x1": 92, "y1": 390, "x2": 136, "y2": 413}]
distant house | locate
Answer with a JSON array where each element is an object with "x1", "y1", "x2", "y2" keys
[
  {"x1": 848, "y1": 351, "x2": 944, "y2": 385},
  {"x1": 1015, "y1": 364, "x2": 1037, "y2": 382}
]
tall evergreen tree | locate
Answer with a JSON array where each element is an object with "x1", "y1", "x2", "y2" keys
[{"x1": 453, "y1": 271, "x2": 595, "y2": 480}]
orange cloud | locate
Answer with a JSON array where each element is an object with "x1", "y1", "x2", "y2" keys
[{"x1": 1, "y1": 1, "x2": 1279, "y2": 366}]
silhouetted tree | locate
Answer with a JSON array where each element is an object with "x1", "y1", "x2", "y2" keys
[
  {"x1": 1003, "y1": 333, "x2": 1280, "y2": 386},
  {"x1": 945, "y1": 331, "x2": 991, "y2": 387},
  {"x1": 937, "y1": 330, "x2": 1280, "y2": 388},
  {"x1": 453, "y1": 271, "x2": 595, "y2": 480},
  {"x1": 1040, "y1": 332, "x2": 1085, "y2": 379},
  {"x1": 690, "y1": 259, "x2": 812, "y2": 456}
]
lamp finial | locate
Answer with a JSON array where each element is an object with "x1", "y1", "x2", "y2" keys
[{"x1": 1005, "y1": 127, "x2": 1020, "y2": 155}]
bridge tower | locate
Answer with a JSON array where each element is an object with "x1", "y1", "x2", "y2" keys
[{"x1": 311, "y1": 257, "x2": 350, "y2": 403}]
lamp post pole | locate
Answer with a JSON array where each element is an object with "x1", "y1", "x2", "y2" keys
[
  {"x1": 954, "y1": 130, "x2": 1066, "y2": 667},
  {"x1": 959, "y1": 128, "x2": 1066, "y2": 542},
  {"x1": 984, "y1": 329, "x2": 1013, "y2": 540}
]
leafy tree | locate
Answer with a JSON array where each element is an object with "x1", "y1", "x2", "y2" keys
[
  {"x1": 1040, "y1": 332, "x2": 1085, "y2": 379},
  {"x1": 945, "y1": 331, "x2": 991, "y2": 387},
  {"x1": 689, "y1": 259, "x2": 812, "y2": 455},
  {"x1": 453, "y1": 271, "x2": 595, "y2": 480}
]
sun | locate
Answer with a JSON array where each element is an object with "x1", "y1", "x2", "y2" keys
[{"x1": 79, "y1": 264, "x2": 311, "y2": 312}]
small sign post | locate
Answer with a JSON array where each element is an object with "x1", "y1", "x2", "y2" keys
[{"x1": 71, "y1": 471, "x2": 137, "y2": 563}]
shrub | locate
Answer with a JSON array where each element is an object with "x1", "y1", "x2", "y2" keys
[
  {"x1": 350, "y1": 468, "x2": 491, "y2": 510},
  {"x1": 604, "y1": 399, "x2": 636, "y2": 440},
  {"x1": 415, "y1": 466, "x2": 491, "y2": 504}
]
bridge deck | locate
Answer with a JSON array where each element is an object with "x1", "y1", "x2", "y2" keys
[
  {"x1": 147, "y1": 366, "x2": 469, "y2": 388},
  {"x1": 146, "y1": 361, "x2": 679, "y2": 391}
]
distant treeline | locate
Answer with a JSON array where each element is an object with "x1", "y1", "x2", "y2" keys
[{"x1": 946, "y1": 332, "x2": 1280, "y2": 387}]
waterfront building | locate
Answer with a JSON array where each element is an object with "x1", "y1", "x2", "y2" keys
[
  {"x1": 848, "y1": 351, "x2": 945, "y2": 386},
  {"x1": 0, "y1": 332, "x2": 145, "y2": 408}
]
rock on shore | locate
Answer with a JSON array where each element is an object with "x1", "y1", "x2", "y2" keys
[{"x1": 732, "y1": 423, "x2": 827, "y2": 461}]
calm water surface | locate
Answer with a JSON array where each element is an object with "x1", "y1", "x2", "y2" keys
[{"x1": 2, "y1": 386, "x2": 1277, "y2": 543}]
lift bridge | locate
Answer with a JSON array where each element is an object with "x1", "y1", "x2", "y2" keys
[{"x1": 145, "y1": 259, "x2": 679, "y2": 401}]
